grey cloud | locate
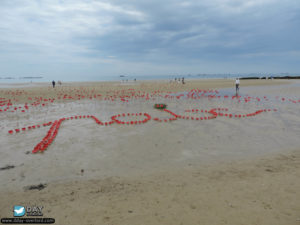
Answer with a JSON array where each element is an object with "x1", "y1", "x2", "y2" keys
[{"x1": 0, "y1": 0, "x2": 299, "y2": 77}]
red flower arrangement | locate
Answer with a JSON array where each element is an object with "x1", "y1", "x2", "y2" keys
[{"x1": 154, "y1": 103, "x2": 167, "y2": 109}]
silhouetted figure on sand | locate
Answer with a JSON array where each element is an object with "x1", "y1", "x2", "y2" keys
[
  {"x1": 52, "y1": 80, "x2": 55, "y2": 88},
  {"x1": 235, "y1": 78, "x2": 240, "y2": 95}
]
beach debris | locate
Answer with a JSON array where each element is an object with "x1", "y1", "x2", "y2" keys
[
  {"x1": 24, "y1": 183, "x2": 47, "y2": 191},
  {"x1": 0, "y1": 165, "x2": 15, "y2": 171}
]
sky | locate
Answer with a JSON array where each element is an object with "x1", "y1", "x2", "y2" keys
[{"x1": 0, "y1": 0, "x2": 299, "y2": 80}]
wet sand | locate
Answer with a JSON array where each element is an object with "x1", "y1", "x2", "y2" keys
[
  {"x1": 1, "y1": 150, "x2": 300, "y2": 225},
  {"x1": 0, "y1": 79, "x2": 299, "y2": 224}
]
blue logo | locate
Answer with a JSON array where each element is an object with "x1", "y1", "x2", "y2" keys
[{"x1": 13, "y1": 206, "x2": 25, "y2": 217}]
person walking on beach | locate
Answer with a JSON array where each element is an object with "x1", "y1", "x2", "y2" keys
[
  {"x1": 52, "y1": 80, "x2": 55, "y2": 88},
  {"x1": 235, "y1": 78, "x2": 240, "y2": 95},
  {"x1": 182, "y1": 77, "x2": 185, "y2": 84}
]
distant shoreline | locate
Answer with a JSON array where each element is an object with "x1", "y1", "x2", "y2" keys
[
  {"x1": 240, "y1": 75, "x2": 300, "y2": 80},
  {"x1": 1, "y1": 75, "x2": 300, "y2": 83},
  {"x1": 0, "y1": 78, "x2": 293, "y2": 90}
]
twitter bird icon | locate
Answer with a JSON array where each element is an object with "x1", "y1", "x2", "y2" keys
[{"x1": 14, "y1": 206, "x2": 25, "y2": 217}]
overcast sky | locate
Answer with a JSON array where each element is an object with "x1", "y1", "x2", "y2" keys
[{"x1": 0, "y1": 0, "x2": 299, "y2": 80}]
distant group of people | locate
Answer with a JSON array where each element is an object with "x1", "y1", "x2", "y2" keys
[
  {"x1": 173, "y1": 77, "x2": 185, "y2": 84},
  {"x1": 121, "y1": 78, "x2": 136, "y2": 83},
  {"x1": 52, "y1": 80, "x2": 62, "y2": 88}
]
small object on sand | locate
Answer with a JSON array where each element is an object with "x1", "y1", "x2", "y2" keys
[
  {"x1": 24, "y1": 183, "x2": 47, "y2": 191},
  {"x1": 0, "y1": 165, "x2": 15, "y2": 171},
  {"x1": 154, "y1": 103, "x2": 167, "y2": 109},
  {"x1": 81, "y1": 169, "x2": 84, "y2": 174}
]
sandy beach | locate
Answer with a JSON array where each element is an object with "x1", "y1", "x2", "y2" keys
[{"x1": 0, "y1": 79, "x2": 299, "y2": 225}]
